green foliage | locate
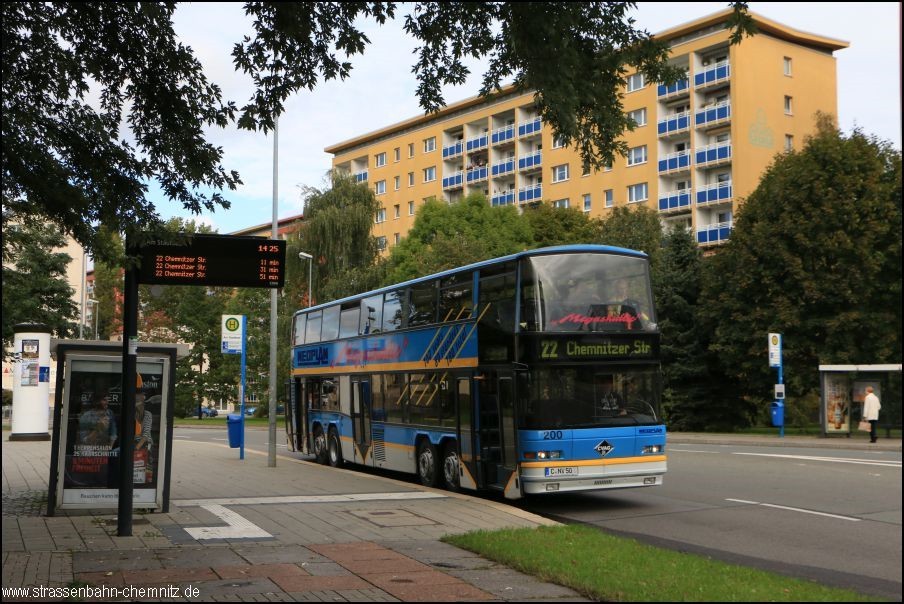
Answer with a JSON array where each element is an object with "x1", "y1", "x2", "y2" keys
[
  {"x1": 91, "y1": 229, "x2": 125, "y2": 340},
  {"x1": 1, "y1": 220, "x2": 77, "y2": 351},
  {"x1": 597, "y1": 205, "x2": 663, "y2": 270},
  {"x1": 384, "y1": 193, "x2": 532, "y2": 283},
  {"x1": 3, "y1": 2, "x2": 750, "y2": 265},
  {"x1": 705, "y1": 117, "x2": 902, "y2": 409},
  {"x1": 521, "y1": 201, "x2": 600, "y2": 247},
  {"x1": 299, "y1": 172, "x2": 382, "y2": 302}
]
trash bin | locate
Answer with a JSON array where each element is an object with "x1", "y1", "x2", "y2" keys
[
  {"x1": 226, "y1": 414, "x2": 243, "y2": 448},
  {"x1": 769, "y1": 402, "x2": 784, "y2": 427}
]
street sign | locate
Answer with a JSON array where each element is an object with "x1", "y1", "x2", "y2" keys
[
  {"x1": 768, "y1": 333, "x2": 782, "y2": 368},
  {"x1": 222, "y1": 315, "x2": 244, "y2": 355},
  {"x1": 137, "y1": 234, "x2": 286, "y2": 288}
]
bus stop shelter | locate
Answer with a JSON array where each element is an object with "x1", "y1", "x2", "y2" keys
[{"x1": 819, "y1": 364, "x2": 902, "y2": 438}]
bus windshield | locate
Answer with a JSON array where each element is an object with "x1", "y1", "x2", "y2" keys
[
  {"x1": 519, "y1": 366, "x2": 660, "y2": 429},
  {"x1": 520, "y1": 253, "x2": 656, "y2": 332}
]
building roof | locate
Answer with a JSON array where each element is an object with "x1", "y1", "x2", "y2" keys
[
  {"x1": 324, "y1": 9, "x2": 848, "y2": 155},
  {"x1": 229, "y1": 213, "x2": 305, "y2": 238}
]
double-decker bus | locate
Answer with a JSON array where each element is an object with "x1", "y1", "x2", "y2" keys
[{"x1": 286, "y1": 245, "x2": 666, "y2": 498}]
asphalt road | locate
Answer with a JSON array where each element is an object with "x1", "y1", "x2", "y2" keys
[{"x1": 174, "y1": 426, "x2": 902, "y2": 600}]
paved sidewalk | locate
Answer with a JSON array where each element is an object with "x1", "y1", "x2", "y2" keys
[{"x1": 2, "y1": 436, "x2": 587, "y2": 602}]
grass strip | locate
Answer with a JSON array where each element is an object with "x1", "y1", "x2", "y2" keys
[{"x1": 444, "y1": 525, "x2": 881, "y2": 602}]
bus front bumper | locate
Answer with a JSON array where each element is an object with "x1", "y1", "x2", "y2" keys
[{"x1": 520, "y1": 456, "x2": 667, "y2": 495}]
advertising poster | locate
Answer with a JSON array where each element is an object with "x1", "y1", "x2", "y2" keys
[
  {"x1": 60, "y1": 357, "x2": 165, "y2": 507},
  {"x1": 824, "y1": 373, "x2": 851, "y2": 434}
]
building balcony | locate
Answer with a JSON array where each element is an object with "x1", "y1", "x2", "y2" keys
[
  {"x1": 466, "y1": 134, "x2": 488, "y2": 153},
  {"x1": 354, "y1": 171, "x2": 368, "y2": 183},
  {"x1": 657, "y1": 77, "x2": 690, "y2": 100},
  {"x1": 518, "y1": 117, "x2": 542, "y2": 138},
  {"x1": 695, "y1": 101, "x2": 731, "y2": 129},
  {"x1": 657, "y1": 150, "x2": 692, "y2": 175},
  {"x1": 658, "y1": 189, "x2": 693, "y2": 213},
  {"x1": 491, "y1": 124, "x2": 515, "y2": 146},
  {"x1": 657, "y1": 111, "x2": 691, "y2": 137},
  {"x1": 491, "y1": 158, "x2": 516, "y2": 177},
  {"x1": 695, "y1": 142, "x2": 732, "y2": 167},
  {"x1": 442, "y1": 171, "x2": 464, "y2": 190},
  {"x1": 442, "y1": 140, "x2": 464, "y2": 159},
  {"x1": 694, "y1": 60, "x2": 731, "y2": 89},
  {"x1": 697, "y1": 220, "x2": 733, "y2": 245},
  {"x1": 518, "y1": 151, "x2": 542, "y2": 172},
  {"x1": 696, "y1": 181, "x2": 733, "y2": 206},
  {"x1": 466, "y1": 165, "x2": 488, "y2": 183},
  {"x1": 518, "y1": 183, "x2": 542, "y2": 203},
  {"x1": 491, "y1": 190, "x2": 516, "y2": 206}
]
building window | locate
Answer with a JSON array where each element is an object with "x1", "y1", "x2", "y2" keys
[
  {"x1": 376, "y1": 236, "x2": 387, "y2": 251},
  {"x1": 393, "y1": 204, "x2": 400, "y2": 219},
  {"x1": 627, "y1": 107, "x2": 647, "y2": 127},
  {"x1": 627, "y1": 145, "x2": 647, "y2": 166},
  {"x1": 408, "y1": 201, "x2": 415, "y2": 215},
  {"x1": 375, "y1": 208, "x2": 386, "y2": 223},
  {"x1": 375, "y1": 152, "x2": 386, "y2": 167},
  {"x1": 604, "y1": 162, "x2": 612, "y2": 172},
  {"x1": 583, "y1": 193, "x2": 591, "y2": 213},
  {"x1": 394, "y1": 147, "x2": 401, "y2": 162},
  {"x1": 784, "y1": 96, "x2": 793, "y2": 115},
  {"x1": 552, "y1": 164, "x2": 569, "y2": 183},
  {"x1": 394, "y1": 175, "x2": 400, "y2": 190},
  {"x1": 423, "y1": 166, "x2": 436, "y2": 182},
  {"x1": 424, "y1": 137, "x2": 436, "y2": 153},
  {"x1": 408, "y1": 143, "x2": 414, "y2": 158},
  {"x1": 582, "y1": 164, "x2": 590, "y2": 177},
  {"x1": 408, "y1": 172, "x2": 414, "y2": 187},
  {"x1": 605, "y1": 189, "x2": 614, "y2": 208},
  {"x1": 627, "y1": 73, "x2": 645, "y2": 92},
  {"x1": 552, "y1": 134, "x2": 567, "y2": 149},
  {"x1": 553, "y1": 198, "x2": 569, "y2": 209},
  {"x1": 394, "y1": 233, "x2": 401, "y2": 245},
  {"x1": 627, "y1": 183, "x2": 648, "y2": 203},
  {"x1": 785, "y1": 135, "x2": 794, "y2": 152},
  {"x1": 375, "y1": 180, "x2": 386, "y2": 195},
  {"x1": 783, "y1": 57, "x2": 792, "y2": 76}
]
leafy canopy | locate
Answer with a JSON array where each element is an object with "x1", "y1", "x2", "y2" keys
[{"x1": 2, "y1": 1, "x2": 752, "y2": 265}]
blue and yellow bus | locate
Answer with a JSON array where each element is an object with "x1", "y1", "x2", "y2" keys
[{"x1": 286, "y1": 245, "x2": 666, "y2": 498}]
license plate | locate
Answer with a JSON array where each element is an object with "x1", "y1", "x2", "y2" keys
[{"x1": 545, "y1": 466, "x2": 578, "y2": 477}]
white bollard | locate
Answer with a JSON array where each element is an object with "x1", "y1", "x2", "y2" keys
[{"x1": 10, "y1": 323, "x2": 52, "y2": 441}]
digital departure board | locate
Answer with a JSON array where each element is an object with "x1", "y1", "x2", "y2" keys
[{"x1": 137, "y1": 234, "x2": 286, "y2": 288}]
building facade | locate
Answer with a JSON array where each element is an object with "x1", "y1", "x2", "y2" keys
[{"x1": 326, "y1": 9, "x2": 847, "y2": 251}]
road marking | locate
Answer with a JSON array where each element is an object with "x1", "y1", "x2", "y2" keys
[
  {"x1": 732, "y1": 452, "x2": 902, "y2": 468},
  {"x1": 185, "y1": 504, "x2": 272, "y2": 540},
  {"x1": 176, "y1": 491, "x2": 447, "y2": 507},
  {"x1": 725, "y1": 498, "x2": 861, "y2": 522}
]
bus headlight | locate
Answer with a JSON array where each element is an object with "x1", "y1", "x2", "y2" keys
[
  {"x1": 525, "y1": 450, "x2": 564, "y2": 460},
  {"x1": 642, "y1": 445, "x2": 663, "y2": 454}
]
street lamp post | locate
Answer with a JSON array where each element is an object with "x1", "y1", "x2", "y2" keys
[
  {"x1": 87, "y1": 298, "x2": 99, "y2": 340},
  {"x1": 298, "y1": 252, "x2": 313, "y2": 308}
]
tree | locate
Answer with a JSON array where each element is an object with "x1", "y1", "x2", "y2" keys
[
  {"x1": 521, "y1": 201, "x2": 600, "y2": 248},
  {"x1": 705, "y1": 118, "x2": 902, "y2": 417},
  {"x1": 597, "y1": 205, "x2": 663, "y2": 271},
  {"x1": 385, "y1": 193, "x2": 532, "y2": 283},
  {"x1": 298, "y1": 172, "x2": 383, "y2": 303},
  {"x1": 3, "y1": 2, "x2": 752, "y2": 264},
  {"x1": 2, "y1": 221, "x2": 78, "y2": 351}
]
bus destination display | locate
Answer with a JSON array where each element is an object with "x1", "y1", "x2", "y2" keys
[{"x1": 137, "y1": 234, "x2": 286, "y2": 289}]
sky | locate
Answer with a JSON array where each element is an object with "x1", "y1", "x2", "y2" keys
[{"x1": 156, "y1": 2, "x2": 902, "y2": 235}]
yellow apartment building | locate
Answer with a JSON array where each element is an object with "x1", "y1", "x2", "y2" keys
[{"x1": 326, "y1": 9, "x2": 848, "y2": 251}]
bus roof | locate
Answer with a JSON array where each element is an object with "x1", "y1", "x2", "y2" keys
[{"x1": 296, "y1": 244, "x2": 648, "y2": 315}]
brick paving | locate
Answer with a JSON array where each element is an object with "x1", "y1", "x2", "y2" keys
[{"x1": 2, "y1": 435, "x2": 588, "y2": 602}]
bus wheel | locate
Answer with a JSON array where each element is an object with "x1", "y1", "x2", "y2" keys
[
  {"x1": 312, "y1": 426, "x2": 328, "y2": 465},
  {"x1": 442, "y1": 442, "x2": 461, "y2": 492},
  {"x1": 417, "y1": 441, "x2": 439, "y2": 488},
  {"x1": 328, "y1": 429, "x2": 343, "y2": 467}
]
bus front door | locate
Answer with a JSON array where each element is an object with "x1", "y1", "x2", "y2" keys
[
  {"x1": 478, "y1": 374, "x2": 519, "y2": 495},
  {"x1": 351, "y1": 379, "x2": 372, "y2": 464},
  {"x1": 285, "y1": 377, "x2": 304, "y2": 453}
]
